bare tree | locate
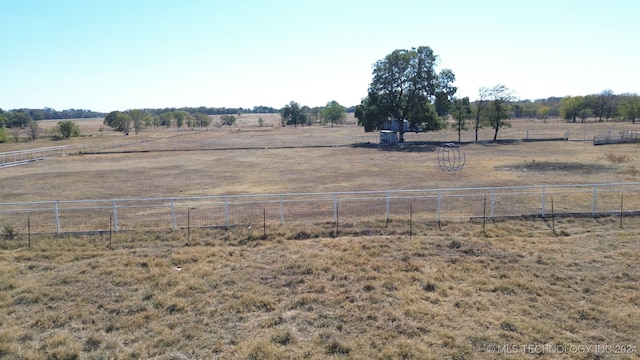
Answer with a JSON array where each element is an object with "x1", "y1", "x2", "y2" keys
[
  {"x1": 473, "y1": 87, "x2": 490, "y2": 142},
  {"x1": 8, "y1": 127, "x2": 22, "y2": 142},
  {"x1": 27, "y1": 120, "x2": 40, "y2": 141}
]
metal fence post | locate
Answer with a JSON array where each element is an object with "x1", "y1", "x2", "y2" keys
[
  {"x1": 490, "y1": 189, "x2": 496, "y2": 219},
  {"x1": 385, "y1": 192, "x2": 390, "y2": 223},
  {"x1": 592, "y1": 186, "x2": 598, "y2": 217},
  {"x1": 279, "y1": 196, "x2": 285, "y2": 225},
  {"x1": 333, "y1": 194, "x2": 338, "y2": 224},
  {"x1": 437, "y1": 190, "x2": 442, "y2": 223},
  {"x1": 224, "y1": 197, "x2": 229, "y2": 227},
  {"x1": 541, "y1": 186, "x2": 546, "y2": 217},
  {"x1": 170, "y1": 199, "x2": 176, "y2": 230},
  {"x1": 112, "y1": 200, "x2": 119, "y2": 232},
  {"x1": 54, "y1": 201, "x2": 61, "y2": 234}
]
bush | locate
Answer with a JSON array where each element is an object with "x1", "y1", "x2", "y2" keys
[
  {"x1": 0, "y1": 128, "x2": 9, "y2": 143},
  {"x1": 54, "y1": 120, "x2": 81, "y2": 139},
  {"x1": 2, "y1": 225, "x2": 16, "y2": 239}
]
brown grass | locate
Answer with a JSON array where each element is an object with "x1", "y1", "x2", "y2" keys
[
  {"x1": 1, "y1": 117, "x2": 640, "y2": 202},
  {"x1": 0, "y1": 217, "x2": 638, "y2": 359},
  {"x1": 1, "y1": 117, "x2": 640, "y2": 358}
]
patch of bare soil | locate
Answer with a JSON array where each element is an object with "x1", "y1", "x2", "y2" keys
[{"x1": 497, "y1": 161, "x2": 613, "y2": 173}]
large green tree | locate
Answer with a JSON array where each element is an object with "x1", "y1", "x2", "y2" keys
[
  {"x1": 281, "y1": 101, "x2": 307, "y2": 127},
  {"x1": 593, "y1": 89, "x2": 617, "y2": 121},
  {"x1": 321, "y1": 100, "x2": 346, "y2": 127},
  {"x1": 55, "y1": 120, "x2": 80, "y2": 139},
  {"x1": 127, "y1": 109, "x2": 151, "y2": 134},
  {"x1": 618, "y1": 94, "x2": 640, "y2": 124},
  {"x1": 9, "y1": 111, "x2": 32, "y2": 128},
  {"x1": 559, "y1": 96, "x2": 584, "y2": 122},
  {"x1": 104, "y1": 111, "x2": 132, "y2": 135},
  {"x1": 192, "y1": 112, "x2": 211, "y2": 127},
  {"x1": 0, "y1": 111, "x2": 8, "y2": 128},
  {"x1": 355, "y1": 46, "x2": 455, "y2": 142}
]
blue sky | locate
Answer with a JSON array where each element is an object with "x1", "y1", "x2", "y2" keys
[{"x1": 1, "y1": 0, "x2": 639, "y2": 112}]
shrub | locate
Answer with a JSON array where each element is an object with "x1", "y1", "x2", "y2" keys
[
  {"x1": 54, "y1": 120, "x2": 81, "y2": 139},
  {"x1": 0, "y1": 128, "x2": 9, "y2": 143},
  {"x1": 2, "y1": 225, "x2": 16, "y2": 239}
]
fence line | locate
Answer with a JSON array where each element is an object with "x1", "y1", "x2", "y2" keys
[
  {"x1": 2, "y1": 126, "x2": 631, "y2": 167},
  {"x1": 593, "y1": 130, "x2": 640, "y2": 145},
  {"x1": 0, "y1": 146, "x2": 69, "y2": 168},
  {"x1": 1, "y1": 183, "x2": 639, "y2": 235}
]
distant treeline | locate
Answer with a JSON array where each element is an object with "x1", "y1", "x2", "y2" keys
[
  {"x1": 2, "y1": 89, "x2": 637, "y2": 126},
  {"x1": 1, "y1": 104, "x2": 355, "y2": 122},
  {"x1": 508, "y1": 90, "x2": 640, "y2": 123},
  {"x1": 0, "y1": 108, "x2": 107, "y2": 120},
  {"x1": 142, "y1": 106, "x2": 281, "y2": 116}
]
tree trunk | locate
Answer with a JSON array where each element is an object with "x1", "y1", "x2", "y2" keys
[{"x1": 474, "y1": 101, "x2": 483, "y2": 142}]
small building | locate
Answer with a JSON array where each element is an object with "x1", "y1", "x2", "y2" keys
[
  {"x1": 382, "y1": 119, "x2": 420, "y2": 133},
  {"x1": 380, "y1": 130, "x2": 398, "y2": 145}
]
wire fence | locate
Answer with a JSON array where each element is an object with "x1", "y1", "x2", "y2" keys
[
  {"x1": 1, "y1": 183, "x2": 639, "y2": 235},
  {"x1": 593, "y1": 130, "x2": 640, "y2": 145},
  {"x1": 1, "y1": 125, "x2": 629, "y2": 167},
  {"x1": 0, "y1": 146, "x2": 68, "y2": 168}
]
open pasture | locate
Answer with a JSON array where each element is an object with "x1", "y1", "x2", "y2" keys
[
  {"x1": 1, "y1": 115, "x2": 640, "y2": 202},
  {"x1": 0, "y1": 217, "x2": 639, "y2": 359},
  {"x1": 1, "y1": 117, "x2": 639, "y2": 358}
]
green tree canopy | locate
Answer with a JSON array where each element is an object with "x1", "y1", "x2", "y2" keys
[
  {"x1": 0, "y1": 128, "x2": 9, "y2": 143},
  {"x1": 281, "y1": 101, "x2": 307, "y2": 127},
  {"x1": 618, "y1": 94, "x2": 640, "y2": 124},
  {"x1": 560, "y1": 96, "x2": 584, "y2": 122},
  {"x1": 127, "y1": 109, "x2": 151, "y2": 134},
  {"x1": 8, "y1": 111, "x2": 32, "y2": 128},
  {"x1": 321, "y1": 101, "x2": 346, "y2": 127},
  {"x1": 0, "y1": 113, "x2": 8, "y2": 128},
  {"x1": 104, "y1": 111, "x2": 132, "y2": 135},
  {"x1": 220, "y1": 114, "x2": 236, "y2": 126},
  {"x1": 193, "y1": 112, "x2": 211, "y2": 127},
  {"x1": 355, "y1": 46, "x2": 455, "y2": 142},
  {"x1": 55, "y1": 120, "x2": 80, "y2": 139}
]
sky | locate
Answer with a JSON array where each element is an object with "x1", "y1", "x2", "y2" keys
[{"x1": 1, "y1": 0, "x2": 639, "y2": 112}]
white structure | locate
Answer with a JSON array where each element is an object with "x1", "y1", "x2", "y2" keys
[{"x1": 380, "y1": 130, "x2": 398, "y2": 144}]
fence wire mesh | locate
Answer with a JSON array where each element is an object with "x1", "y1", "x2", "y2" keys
[{"x1": 1, "y1": 183, "x2": 639, "y2": 235}]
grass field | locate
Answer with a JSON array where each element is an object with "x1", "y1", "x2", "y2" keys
[
  {"x1": 1, "y1": 217, "x2": 639, "y2": 359},
  {"x1": 1, "y1": 116, "x2": 640, "y2": 201},
  {"x1": 1, "y1": 116, "x2": 639, "y2": 359}
]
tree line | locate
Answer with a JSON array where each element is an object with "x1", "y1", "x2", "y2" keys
[
  {"x1": 3, "y1": 45, "x2": 639, "y2": 143},
  {"x1": 354, "y1": 46, "x2": 640, "y2": 143},
  {"x1": 280, "y1": 100, "x2": 348, "y2": 127},
  {"x1": 0, "y1": 112, "x2": 80, "y2": 143},
  {"x1": 103, "y1": 109, "x2": 214, "y2": 135}
]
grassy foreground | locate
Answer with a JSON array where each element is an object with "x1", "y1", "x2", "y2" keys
[{"x1": 0, "y1": 217, "x2": 639, "y2": 359}]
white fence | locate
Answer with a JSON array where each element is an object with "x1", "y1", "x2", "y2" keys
[
  {"x1": 594, "y1": 130, "x2": 640, "y2": 145},
  {"x1": 0, "y1": 146, "x2": 69, "y2": 168},
  {"x1": 1, "y1": 183, "x2": 639, "y2": 235}
]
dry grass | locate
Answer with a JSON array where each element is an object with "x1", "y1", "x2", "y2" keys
[
  {"x1": 1, "y1": 117, "x2": 640, "y2": 202},
  {"x1": 1, "y1": 117, "x2": 640, "y2": 358},
  {"x1": 0, "y1": 217, "x2": 638, "y2": 359}
]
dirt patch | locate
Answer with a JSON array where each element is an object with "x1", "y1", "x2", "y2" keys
[{"x1": 497, "y1": 161, "x2": 613, "y2": 173}]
